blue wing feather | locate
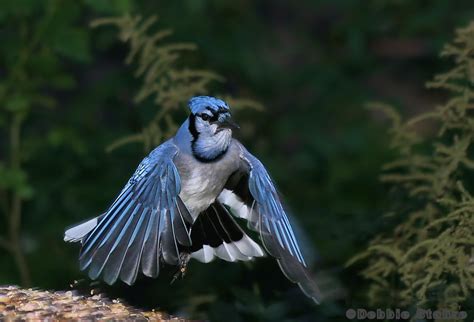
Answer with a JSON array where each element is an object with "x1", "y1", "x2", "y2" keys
[
  {"x1": 246, "y1": 153, "x2": 306, "y2": 265},
  {"x1": 141, "y1": 207, "x2": 160, "y2": 278},
  {"x1": 74, "y1": 140, "x2": 192, "y2": 285},
  {"x1": 237, "y1": 143, "x2": 321, "y2": 303}
]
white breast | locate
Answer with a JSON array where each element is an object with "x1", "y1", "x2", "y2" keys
[
  {"x1": 179, "y1": 167, "x2": 220, "y2": 219},
  {"x1": 175, "y1": 149, "x2": 240, "y2": 220}
]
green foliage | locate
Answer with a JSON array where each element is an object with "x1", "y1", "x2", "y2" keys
[
  {"x1": 0, "y1": 0, "x2": 90, "y2": 286},
  {"x1": 0, "y1": 0, "x2": 132, "y2": 288},
  {"x1": 91, "y1": 15, "x2": 262, "y2": 153},
  {"x1": 349, "y1": 22, "x2": 474, "y2": 310}
]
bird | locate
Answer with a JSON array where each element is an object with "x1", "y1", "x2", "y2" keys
[{"x1": 64, "y1": 95, "x2": 321, "y2": 303}]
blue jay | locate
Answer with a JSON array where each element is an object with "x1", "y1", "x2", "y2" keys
[{"x1": 65, "y1": 96, "x2": 320, "y2": 303}]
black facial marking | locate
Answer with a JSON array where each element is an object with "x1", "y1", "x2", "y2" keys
[
  {"x1": 204, "y1": 107, "x2": 228, "y2": 123},
  {"x1": 188, "y1": 114, "x2": 199, "y2": 142},
  {"x1": 205, "y1": 106, "x2": 217, "y2": 114},
  {"x1": 217, "y1": 106, "x2": 227, "y2": 113},
  {"x1": 198, "y1": 113, "x2": 218, "y2": 122}
]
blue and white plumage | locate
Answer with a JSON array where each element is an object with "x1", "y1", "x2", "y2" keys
[
  {"x1": 65, "y1": 95, "x2": 321, "y2": 303},
  {"x1": 188, "y1": 96, "x2": 229, "y2": 115}
]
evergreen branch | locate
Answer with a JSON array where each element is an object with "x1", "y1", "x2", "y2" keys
[
  {"x1": 106, "y1": 134, "x2": 144, "y2": 153},
  {"x1": 401, "y1": 239, "x2": 437, "y2": 264},
  {"x1": 345, "y1": 250, "x2": 373, "y2": 267},
  {"x1": 354, "y1": 21, "x2": 474, "y2": 307},
  {"x1": 366, "y1": 245, "x2": 403, "y2": 264},
  {"x1": 405, "y1": 111, "x2": 440, "y2": 127}
]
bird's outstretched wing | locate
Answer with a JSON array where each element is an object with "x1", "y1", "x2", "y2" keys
[
  {"x1": 218, "y1": 142, "x2": 321, "y2": 303},
  {"x1": 65, "y1": 140, "x2": 192, "y2": 285}
]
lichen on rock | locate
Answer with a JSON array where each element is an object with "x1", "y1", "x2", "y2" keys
[{"x1": 0, "y1": 285, "x2": 186, "y2": 321}]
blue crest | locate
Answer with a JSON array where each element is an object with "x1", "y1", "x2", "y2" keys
[{"x1": 188, "y1": 96, "x2": 230, "y2": 114}]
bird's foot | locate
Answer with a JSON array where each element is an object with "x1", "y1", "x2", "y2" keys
[{"x1": 171, "y1": 253, "x2": 191, "y2": 284}]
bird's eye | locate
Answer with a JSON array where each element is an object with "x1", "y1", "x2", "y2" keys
[{"x1": 200, "y1": 114, "x2": 210, "y2": 121}]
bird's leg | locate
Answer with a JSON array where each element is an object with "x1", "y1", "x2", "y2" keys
[
  {"x1": 171, "y1": 253, "x2": 191, "y2": 284},
  {"x1": 178, "y1": 252, "x2": 191, "y2": 277}
]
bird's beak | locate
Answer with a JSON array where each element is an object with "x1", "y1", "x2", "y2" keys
[{"x1": 217, "y1": 117, "x2": 240, "y2": 130}]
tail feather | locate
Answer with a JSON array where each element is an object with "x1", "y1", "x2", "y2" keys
[
  {"x1": 185, "y1": 201, "x2": 265, "y2": 263},
  {"x1": 64, "y1": 216, "x2": 103, "y2": 243}
]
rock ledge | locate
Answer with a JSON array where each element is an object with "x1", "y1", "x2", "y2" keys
[{"x1": 0, "y1": 285, "x2": 186, "y2": 321}]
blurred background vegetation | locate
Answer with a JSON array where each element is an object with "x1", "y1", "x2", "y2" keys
[{"x1": 0, "y1": 0, "x2": 473, "y2": 321}]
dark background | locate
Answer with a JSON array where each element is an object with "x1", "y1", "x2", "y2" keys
[{"x1": 0, "y1": 1, "x2": 473, "y2": 321}]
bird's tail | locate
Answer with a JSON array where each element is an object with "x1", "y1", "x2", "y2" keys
[
  {"x1": 64, "y1": 215, "x2": 105, "y2": 243},
  {"x1": 184, "y1": 201, "x2": 265, "y2": 263}
]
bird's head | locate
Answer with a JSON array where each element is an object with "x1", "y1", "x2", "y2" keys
[
  {"x1": 187, "y1": 96, "x2": 239, "y2": 162},
  {"x1": 188, "y1": 96, "x2": 239, "y2": 136}
]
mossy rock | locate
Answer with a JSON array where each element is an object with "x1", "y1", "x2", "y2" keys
[{"x1": 0, "y1": 286, "x2": 187, "y2": 321}]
